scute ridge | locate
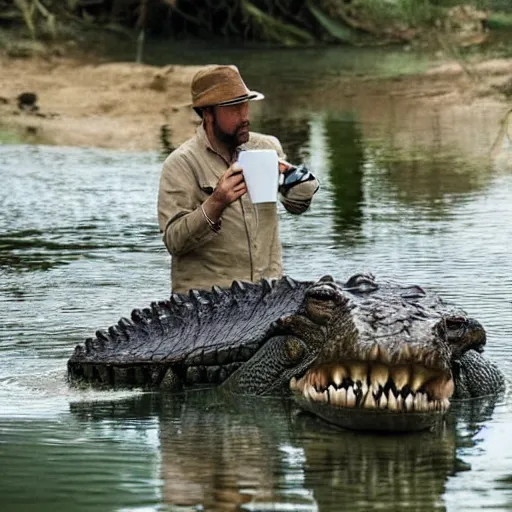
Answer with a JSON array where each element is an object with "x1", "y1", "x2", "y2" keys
[{"x1": 69, "y1": 277, "x2": 312, "y2": 371}]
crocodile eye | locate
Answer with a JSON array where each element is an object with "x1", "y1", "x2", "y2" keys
[
  {"x1": 436, "y1": 316, "x2": 468, "y2": 342},
  {"x1": 305, "y1": 283, "x2": 347, "y2": 324},
  {"x1": 445, "y1": 316, "x2": 467, "y2": 330},
  {"x1": 284, "y1": 338, "x2": 305, "y2": 365},
  {"x1": 344, "y1": 273, "x2": 378, "y2": 293},
  {"x1": 401, "y1": 285, "x2": 426, "y2": 299}
]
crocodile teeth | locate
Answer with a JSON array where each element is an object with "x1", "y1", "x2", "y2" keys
[
  {"x1": 410, "y1": 345, "x2": 424, "y2": 363},
  {"x1": 362, "y1": 391, "x2": 377, "y2": 409},
  {"x1": 404, "y1": 393, "x2": 414, "y2": 411},
  {"x1": 391, "y1": 366, "x2": 411, "y2": 391},
  {"x1": 349, "y1": 362, "x2": 367, "y2": 383},
  {"x1": 424, "y1": 376, "x2": 454, "y2": 400},
  {"x1": 378, "y1": 346, "x2": 391, "y2": 363},
  {"x1": 306, "y1": 385, "x2": 328, "y2": 403},
  {"x1": 355, "y1": 381, "x2": 369, "y2": 398},
  {"x1": 332, "y1": 366, "x2": 347, "y2": 387},
  {"x1": 347, "y1": 387, "x2": 356, "y2": 407},
  {"x1": 430, "y1": 398, "x2": 450, "y2": 412},
  {"x1": 312, "y1": 370, "x2": 328, "y2": 391},
  {"x1": 419, "y1": 392, "x2": 429, "y2": 411},
  {"x1": 368, "y1": 344, "x2": 379, "y2": 361},
  {"x1": 329, "y1": 386, "x2": 347, "y2": 407},
  {"x1": 428, "y1": 399, "x2": 450, "y2": 411},
  {"x1": 370, "y1": 364, "x2": 389, "y2": 392},
  {"x1": 305, "y1": 384, "x2": 318, "y2": 401},
  {"x1": 388, "y1": 392, "x2": 398, "y2": 411},
  {"x1": 425, "y1": 351, "x2": 441, "y2": 369},
  {"x1": 410, "y1": 367, "x2": 437, "y2": 392},
  {"x1": 292, "y1": 363, "x2": 452, "y2": 414},
  {"x1": 396, "y1": 344, "x2": 412, "y2": 363}
]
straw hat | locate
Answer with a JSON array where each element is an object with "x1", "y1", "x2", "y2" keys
[{"x1": 191, "y1": 65, "x2": 264, "y2": 108}]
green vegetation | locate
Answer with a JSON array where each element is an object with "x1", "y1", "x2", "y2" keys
[
  {"x1": 0, "y1": 0, "x2": 510, "y2": 47},
  {"x1": 0, "y1": 122, "x2": 47, "y2": 145},
  {"x1": 0, "y1": 126, "x2": 23, "y2": 144},
  {"x1": 488, "y1": 11, "x2": 512, "y2": 30}
]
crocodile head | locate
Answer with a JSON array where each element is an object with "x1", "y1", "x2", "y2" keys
[{"x1": 223, "y1": 274, "x2": 487, "y2": 432}]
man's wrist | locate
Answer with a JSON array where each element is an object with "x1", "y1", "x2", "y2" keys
[
  {"x1": 203, "y1": 195, "x2": 225, "y2": 222},
  {"x1": 201, "y1": 203, "x2": 221, "y2": 233}
]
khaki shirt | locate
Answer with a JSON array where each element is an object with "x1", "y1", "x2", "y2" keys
[{"x1": 158, "y1": 125, "x2": 319, "y2": 293}]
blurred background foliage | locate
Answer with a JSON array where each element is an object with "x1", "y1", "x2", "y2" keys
[{"x1": 1, "y1": 0, "x2": 512, "y2": 47}]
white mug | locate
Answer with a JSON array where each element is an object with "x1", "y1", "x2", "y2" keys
[{"x1": 238, "y1": 149, "x2": 279, "y2": 203}]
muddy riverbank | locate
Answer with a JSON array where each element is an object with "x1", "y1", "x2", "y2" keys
[{"x1": 1, "y1": 51, "x2": 511, "y2": 151}]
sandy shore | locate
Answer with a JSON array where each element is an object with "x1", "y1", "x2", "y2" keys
[
  {"x1": 1, "y1": 53, "x2": 511, "y2": 151},
  {"x1": 0, "y1": 55, "x2": 203, "y2": 150}
]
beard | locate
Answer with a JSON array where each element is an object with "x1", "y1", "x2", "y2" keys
[{"x1": 213, "y1": 114, "x2": 250, "y2": 149}]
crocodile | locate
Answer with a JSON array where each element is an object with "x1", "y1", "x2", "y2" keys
[{"x1": 67, "y1": 273, "x2": 505, "y2": 432}]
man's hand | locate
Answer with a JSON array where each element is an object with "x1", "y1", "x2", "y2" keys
[
  {"x1": 203, "y1": 163, "x2": 247, "y2": 222},
  {"x1": 279, "y1": 159, "x2": 293, "y2": 174}
]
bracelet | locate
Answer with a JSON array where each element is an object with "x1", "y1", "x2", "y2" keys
[{"x1": 201, "y1": 204, "x2": 221, "y2": 232}]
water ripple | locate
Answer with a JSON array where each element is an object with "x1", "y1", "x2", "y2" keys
[{"x1": 1, "y1": 107, "x2": 512, "y2": 510}]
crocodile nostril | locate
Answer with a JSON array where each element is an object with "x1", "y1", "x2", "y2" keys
[
  {"x1": 307, "y1": 284, "x2": 338, "y2": 299},
  {"x1": 344, "y1": 273, "x2": 378, "y2": 293},
  {"x1": 318, "y1": 275, "x2": 335, "y2": 284}
]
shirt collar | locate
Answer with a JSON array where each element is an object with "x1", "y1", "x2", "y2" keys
[{"x1": 196, "y1": 123, "x2": 214, "y2": 151}]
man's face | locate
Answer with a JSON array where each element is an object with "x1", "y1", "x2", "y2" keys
[{"x1": 209, "y1": 102, "x2": 250, "y2": 148}]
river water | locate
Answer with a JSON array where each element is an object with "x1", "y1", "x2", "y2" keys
[{"x1": 1, "y1": 46, "x2": 512, "y2": 511}]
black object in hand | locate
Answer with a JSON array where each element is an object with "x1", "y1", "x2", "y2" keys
[{"x1": 278, "y1": 164, "x2": 315, "y2": 196}]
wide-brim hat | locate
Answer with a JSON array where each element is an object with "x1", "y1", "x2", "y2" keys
[{"x1": 191, "y1": 64, "x2": 264, "y2": 109}]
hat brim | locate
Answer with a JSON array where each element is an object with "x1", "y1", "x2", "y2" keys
[{"x1": 214, "y1": 91, "x2": 264, "y2": 107}]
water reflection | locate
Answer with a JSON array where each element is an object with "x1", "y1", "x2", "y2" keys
[
  {"x1": 366, "y1": 145, "x2": 494, "y2": 210},
  {"x1": 0, "y1": 407, "x2": 160, "y2": 512},
  {"x1": 490, "y1": 108, "x2": 512, "y2": 172},
  {"x1": 324, "y1": 114, "x2": 365, "y2": 245},
  {"x1": 2, "y1": 46, "x2": 512, "y2": 509},
  {"x1": 0, "y1": 228, "x2": 93, "y2": 272},
  {"x1": 254, "y1": 116, "x2": 311, "y2": 164},
  {"x1": 300, "y1": 427, "x2": 457, "y2": 511},
  {"x1": 66, "y1": 391, "x2": 503, "y2": 512}
]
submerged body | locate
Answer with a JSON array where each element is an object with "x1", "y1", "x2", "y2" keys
[{"x1": 67, "y1": 273, "x2": 505, "y2": 432}]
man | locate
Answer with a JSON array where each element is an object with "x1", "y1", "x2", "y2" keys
[{"x1": 157, "y1": 64, "x2": 319, "y2": 293}]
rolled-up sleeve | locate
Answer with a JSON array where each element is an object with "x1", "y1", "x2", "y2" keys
[
  {"x1": 268, "y1": 135, "x2": 319, "y2": 215},
  {"x1": 158, "y1": 152, "x2": 219, "y2": 256},
  {"x1": 280, "y1": 178, "x2": 319, "y2": 215}
]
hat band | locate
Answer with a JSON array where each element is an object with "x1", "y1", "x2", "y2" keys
[
  {"x1": 215, "y1": 94, "x2": 251, "y2": 107},
  {"x1": 213, "y1": 92, "x2": 264, "y2": 107}
]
